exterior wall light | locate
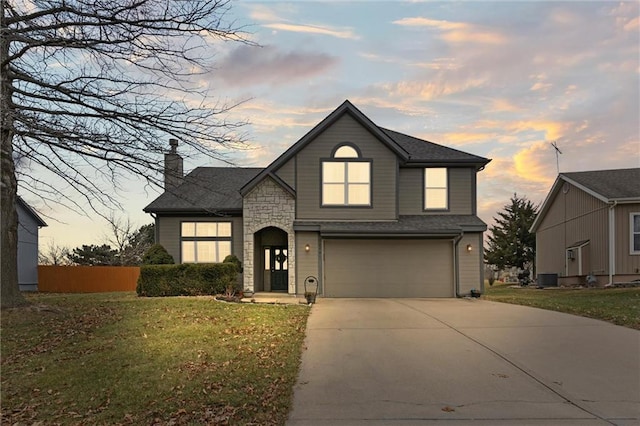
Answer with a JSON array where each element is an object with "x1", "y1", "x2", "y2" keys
[
  {"x1": 305, "y1": 244, "x2": 311, "y2": 252},
  {"x1": 466, "y1": 244, "x2": 472, "y2": 252}
]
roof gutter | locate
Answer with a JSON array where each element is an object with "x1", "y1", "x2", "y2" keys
[
  {"x1": 453, "y1": 231, "x2": 464, "y2": 298},
  {"x1": 607, "y1": 201, "x2": 617, "y2": 286},
  {"x1": 320, "y1": 232, "x2": 459, "y2": 239}
]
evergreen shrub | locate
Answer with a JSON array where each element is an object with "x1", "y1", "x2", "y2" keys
[
  {"x1": 136, "y1": 263, "x2": 237, "y2": 297},
  {"x1": 142, "y1": 244, "x2": 175, "y2": 265}
]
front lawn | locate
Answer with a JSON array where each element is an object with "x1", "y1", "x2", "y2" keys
[
  {"x1": 1, "y1": 292, "x2": 310, "y2": 425},
  {"x1": 483, "y1": 283, "x2": 640, "y2": 330}
]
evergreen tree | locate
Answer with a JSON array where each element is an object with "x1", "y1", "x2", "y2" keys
[
  {"x1": 485, "y1": 194, "x2": 538, "y2": 276},
  {"x1": 67, "y1": 244, "x2": 119, "y2": 266}
]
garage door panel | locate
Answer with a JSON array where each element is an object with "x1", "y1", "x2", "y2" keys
[{"x1": 324, "y1": 239, "x2": 453, "y2": 297}]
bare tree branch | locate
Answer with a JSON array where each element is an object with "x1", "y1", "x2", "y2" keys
[{"x1": 1, "y1": 0, "x2": 254, "y2": 307}]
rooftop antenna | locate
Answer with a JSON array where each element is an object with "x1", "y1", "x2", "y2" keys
[{"x1": 550, "y1": 141, "x2": 562, "y2": 174}]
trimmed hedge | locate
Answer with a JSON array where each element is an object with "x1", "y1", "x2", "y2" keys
[{"x1": 136, "y1": 263, "x2": 237, "y2": 297}]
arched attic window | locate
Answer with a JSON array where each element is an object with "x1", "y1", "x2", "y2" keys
[
  {"x1": 322, "y1": 143, "x2": 371, "y2": 206},
  {"x1": 333, "y1": 145, "x2": 359, "y2": 158}
]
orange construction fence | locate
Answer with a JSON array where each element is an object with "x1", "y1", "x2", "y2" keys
[{"x1": 38, "y1": 266, "x2": 140, "y2": 293}]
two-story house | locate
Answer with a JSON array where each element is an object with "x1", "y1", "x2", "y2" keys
[{"x1": 144, "y1": 101, "x2": 491, "y2": 297}]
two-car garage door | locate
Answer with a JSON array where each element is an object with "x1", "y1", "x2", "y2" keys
[{"x1": 323, "y1": 239, "x2": 454, "y2": 297}]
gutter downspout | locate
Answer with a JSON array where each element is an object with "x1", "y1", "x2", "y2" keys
[
  {"x1": 148, "y1": 212, "x2": 158, "y2": 244},
  {"x1": 453, "y1": 232, "x2": 464, "y2": 297},
  {"x1": 608, "y1": 201, "x2": 617, "y2": 286}
]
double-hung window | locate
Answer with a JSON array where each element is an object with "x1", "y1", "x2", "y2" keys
[
  {"x1": 322, "y1": 144, "x2": 371, "y2": 206},
  {"x1": 424, "y1": 168, "x2": 448, "y2": 210},
  {"x1": 181, "y1": 222, "x2": 232, "y2": 263},
  {"x1": 631, "y1": 213, "x2": 640, "y2": 254}
]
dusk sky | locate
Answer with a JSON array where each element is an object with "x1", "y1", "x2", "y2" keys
[{"x1": 34, "y1": 1, "x2": 639, "y2": 249}]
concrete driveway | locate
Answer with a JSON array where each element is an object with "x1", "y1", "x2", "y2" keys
[{"x1": 287, "y1": 299, "x2": 640, "y2": 425}]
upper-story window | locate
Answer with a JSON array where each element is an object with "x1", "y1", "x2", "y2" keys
[
  {"x1": 631, "y1": 213, "x2": 640, "y2": 254},
  {"x1": 322, "y1": 144, "x2": 371, "y2": 206},
  {"x1": 424, "y1": 168, "x2": 448, "y2": 210},
  {"x1": 181, "y1": 221, "x2": 231, "y2": 263}
]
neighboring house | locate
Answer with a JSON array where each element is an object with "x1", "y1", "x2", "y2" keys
[
  {"x1": 17, "y1": 196, "x2": 47, "y2": 291},
  {"x1": 530, "y1": 168, "x2": 640, "y2": 286},
  {"x1": 144, "y1": 101, "x2": 491, "y2": 297}
]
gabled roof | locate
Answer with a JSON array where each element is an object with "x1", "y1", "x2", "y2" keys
[
  {"x1": 530, "y1": 168, "x2": 640, "y2": 232},
  {"x1": 17, "y1": 196, "x2": 47, "y2": 227},
  {"x1": 146, "y1": 100, "x2": 492, "y2": 212},
  {"x1": 240, "y1": 100, "x2": 490, "y2": 196},
  {"x1": 379, "y1": 128, "x2": 490, "y2": 168},
  {"x1": 144, "y1": 167, "x2": 262, "y2": 213},
  {"x1": 561, "y1": 168, "x2": 640, "y2": 201},
  {"x1": 241, "y1": 100, "x2": 409, "y2": 196}
]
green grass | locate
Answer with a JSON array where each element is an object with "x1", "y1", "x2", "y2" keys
[
  {"x1": 1, "y1": 292, "x2": 310, "y2": 425},
  {"x1": 483, "y1": 282, "x2": 640, "y2": 330}
]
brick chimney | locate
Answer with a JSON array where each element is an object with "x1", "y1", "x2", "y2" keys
[{"x1": 164, "y1": 139, "x2": 183, "y2": 192}]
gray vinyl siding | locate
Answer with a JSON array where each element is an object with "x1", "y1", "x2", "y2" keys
[
  {"x1": 458, "y1": 233, "x2": 482, "y2": 294},
  {"x1": 398, "y1": 167, "x2": 474, "y2": 215},
  {"x1": 614, "y1": 203, "x2": 640, "y2": 275},
  {"x1": 398, "y1": 168, "x2": 421, "y2": 214},
  {"x1": 449, "y1": 168, "x2": 474, "y2": 214},
  {"x1": 295, "y1": 231, "x2": 321, "y2": 294},
  {"x1": 275, "y1": 157, "x2": 296, "y2": 190},
  {"x1": 17, "y1": 203, "x2": 40, "y2": 291},
  {"x1": 535, "y1": 183, "x2": 609, "y2": 277},
  {"x1": 157, "y1": 215, "x2": 244, "y2": 264},
  {"x1": 296, "y1": 114, "x2": 397, "y2": 220}
]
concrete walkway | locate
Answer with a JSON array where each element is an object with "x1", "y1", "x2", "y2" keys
[
  {"x1": 240, "y1": 292, "x2": 306, "y2": 305},
  {"x1": 287, "y1": 298, "x2": 640, "y2": 425}
]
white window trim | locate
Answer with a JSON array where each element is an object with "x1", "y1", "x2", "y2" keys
[{"x1": 630, "y1": 212, "x2": 640, "y2": 255}]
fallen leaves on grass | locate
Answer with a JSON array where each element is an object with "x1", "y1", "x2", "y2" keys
[{"x1": 1, "y1": 293, "x2": 309, "y2": 426}]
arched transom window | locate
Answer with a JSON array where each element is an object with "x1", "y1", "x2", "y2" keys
[{"x1": 322, "y1": 144, "x2": 371, "y2": 206}]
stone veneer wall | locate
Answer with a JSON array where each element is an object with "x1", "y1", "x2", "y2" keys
[{"x1": 243, "y1": 177, "x2": 296, "y2": 293}]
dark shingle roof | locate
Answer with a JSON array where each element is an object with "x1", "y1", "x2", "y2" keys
[
  {"x1": 562, "y1": 168, "x2": 640, "y2": 200},
  {"x1": 530, "y1": 168, "x2": 640, "y2": 233},
  {"x1": 144, "y1": 167, "x2": 262, "y2": 213},
  {"x1": 294, "y1": 215, "x2": 486, "y2": 236},
  {"x1": 148, "y1": 101, "x2": 492, "y2": 213},
  {"x1": 380, "y1": 128, "x2": 490, "y2": 166}
]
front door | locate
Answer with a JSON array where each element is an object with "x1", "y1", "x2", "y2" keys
[{"x1": 270, "y1": 246, "x2": 288, "y2": 291}]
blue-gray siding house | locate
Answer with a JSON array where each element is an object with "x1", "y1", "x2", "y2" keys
[{"x1": 17, "y1": 197, "x2": 47, "y2": 291}]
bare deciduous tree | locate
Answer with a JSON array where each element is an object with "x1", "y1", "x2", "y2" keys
[
  {"x1": 1, "y1": 0, "x2": 251, "y2": 307},
  {"x1": 38, "y1": 241, "x2": 71, "y2": 266},
  {"x1": 106, "y1": 215, "x2": 136, "y2": 264},
  {"x1": 106, "y1": 216, "x2": 154, "y2": 265}
]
